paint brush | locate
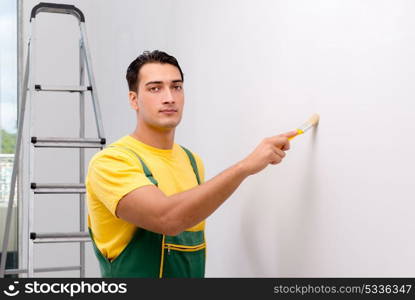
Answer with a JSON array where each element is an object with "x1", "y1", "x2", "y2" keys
[{"x1": 289, "y1": 113, "x2": 320, "y2": 140}]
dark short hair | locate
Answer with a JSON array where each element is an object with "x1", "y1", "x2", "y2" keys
[{"x1": 126, "y1": 50, "x2": 184, "y2": 92}]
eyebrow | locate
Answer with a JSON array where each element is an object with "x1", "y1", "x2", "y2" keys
[{"x1": 145, "y1": 79, "x2": 183, "y2": 86}]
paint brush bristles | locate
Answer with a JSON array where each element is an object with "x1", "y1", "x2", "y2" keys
[{"x1": 298, "y1": 113, "x2": 320, "y2": 133}]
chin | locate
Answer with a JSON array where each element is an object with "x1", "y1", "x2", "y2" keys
[
  {"x1": 162, "y1": 117, "x2": 182, "y2": 129},
  {"x1": 152, "y1": 120, "x2": 180, "y2": 130},
  {"x1": 163, "y1": 122, "x2": 180, "y2": 129}
]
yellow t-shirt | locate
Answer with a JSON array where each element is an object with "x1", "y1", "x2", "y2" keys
[{"x1": 86, "y1": 135, "x2": 205, "y2": 260}]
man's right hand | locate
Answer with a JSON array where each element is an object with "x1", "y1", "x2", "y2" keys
[{"x1": 239, "y1": 130, "x2": 298, "y2": 176}]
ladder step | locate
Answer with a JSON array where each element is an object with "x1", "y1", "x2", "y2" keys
[
  {"x1": 34, "y1": 84, "x2": 92, "y2": 92},
  {"x1": 31, "y1": 136, "x2": 106, "y2": 148},
  {"x1": 5, "y1": 266, "x2": 81, "y2": 275},
  {"x1": 31, "y1": 183, "x2": 85, "y2": 194},
  {"x1": 30, "y1": 232, "x2": 90, "y2": 243}
]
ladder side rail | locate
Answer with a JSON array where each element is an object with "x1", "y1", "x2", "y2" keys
[
  {"x1": 79, "y1": 24, "x2": 105, "y2": 141},
  {"x1": 27, "y1": 16, "x2": 38, "y2": 278},
  {"x1": 79, "y1": 39, "x2": 86, "y2": 278}
]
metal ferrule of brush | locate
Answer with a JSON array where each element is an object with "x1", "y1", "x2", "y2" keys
[{"x1": 298, "y1": 122, "x2": 313, "y2": 133}]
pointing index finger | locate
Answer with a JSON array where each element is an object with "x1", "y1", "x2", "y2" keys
[{"x1": 283, "y1": 130, "x2": 299, "y2": 138}]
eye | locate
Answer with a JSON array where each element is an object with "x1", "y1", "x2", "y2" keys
[
  {"x1": 149, "y1": 86, "x2": 160, "y2": 92},
  {"x1": 173, "y1": 85, "x2": 183, "y2": 91}
]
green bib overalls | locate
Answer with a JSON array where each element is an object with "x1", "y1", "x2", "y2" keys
[{"x1": 89, "y1": 146, "x2": 206, "y2": 278}]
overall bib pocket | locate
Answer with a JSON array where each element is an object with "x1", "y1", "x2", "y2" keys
[{"x1": 161, "y1": 230, "x2": 206, "y2": 278}]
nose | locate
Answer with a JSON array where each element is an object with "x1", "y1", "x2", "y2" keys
[{"x1": 162, "y1": 89, "x2": 175, "y2": 104}]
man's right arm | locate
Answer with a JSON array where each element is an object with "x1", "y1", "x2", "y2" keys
[{"x1": 116, "y1": 131, "x2": 298, "y2": 235}]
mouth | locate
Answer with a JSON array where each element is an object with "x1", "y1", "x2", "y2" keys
[{"x1": 159, "y1": 109, "x2": 178, "y2": 114}]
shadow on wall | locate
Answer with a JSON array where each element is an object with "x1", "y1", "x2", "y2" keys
[{"x1": 287, "y1": 126, "x2": 319, "y2": 275}]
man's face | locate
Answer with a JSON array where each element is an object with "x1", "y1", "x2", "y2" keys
[{"x1": 130, "y1": 63, "x2": 184, "y2": 131}]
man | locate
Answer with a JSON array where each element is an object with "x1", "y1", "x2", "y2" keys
[{"x1": 86, "y1": 50, "x2": 297, "y2": 278}]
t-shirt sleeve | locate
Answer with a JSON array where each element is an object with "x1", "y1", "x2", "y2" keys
[{"x1": 86, "y1": 148, "x2": 154, "y2": 216}]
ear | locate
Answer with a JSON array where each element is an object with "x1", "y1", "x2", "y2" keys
[{"x1": 128, "y1": 91, "x2": 139, "y2": 111}]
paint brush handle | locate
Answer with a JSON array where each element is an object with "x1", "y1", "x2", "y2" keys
[{"x1": 288, "y1": 129, "x2": 304, "y2": 140}]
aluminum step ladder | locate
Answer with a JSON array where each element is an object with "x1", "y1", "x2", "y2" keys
[{"x1": 0, "y1": 2, "x2": 105, "y2": 277}]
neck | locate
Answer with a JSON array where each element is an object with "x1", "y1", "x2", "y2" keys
[{"x1": 131, "y1": 122, "x2": 175, "y2": 150}]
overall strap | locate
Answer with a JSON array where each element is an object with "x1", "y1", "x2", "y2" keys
[
  {"x1": 180, "y1": 146, "x2": 201, "y2": 185},
  {"x1": 108, "y1": 145, "x2": 158, "y2": 186}
]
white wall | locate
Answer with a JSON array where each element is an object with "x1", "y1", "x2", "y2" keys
[{"x1": 21, "y1": 0, "x2": 415, "y2": 277}]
